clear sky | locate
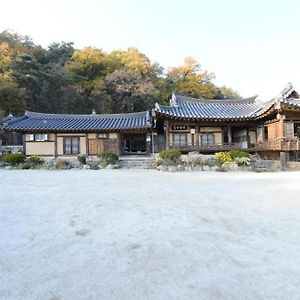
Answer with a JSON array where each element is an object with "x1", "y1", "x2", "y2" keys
[{"x1": 1, "y1": 0, "x2": 299, "y2": 101}]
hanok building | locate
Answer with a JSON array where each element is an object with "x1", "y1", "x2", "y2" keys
[
  {"x1": 3, "y1": 83, "x2": 300, "y2": 161},
  {"x1": 2, "y1": 111, "x2": 153, "y2": 157}
]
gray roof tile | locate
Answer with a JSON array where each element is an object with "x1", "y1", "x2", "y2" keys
[
  {"x1": 3, "y1": 111, "x2": 151, "y2": 132},
  {"x1": 154, "y1": 94, "x2": 275, "y2": 120}
]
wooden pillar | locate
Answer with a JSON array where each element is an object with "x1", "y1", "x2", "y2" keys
[
  {"x1": 246, "y1": 128, "x2": 250, "y2": 148},
  {"x1": 54, "y1": 133, "x2": 57, "y2": 157},
  {"x1": 195, "y1": 125, "x2": 199, "y2": 146},
  {"x1": 280, "y1": 151, "x2": 288, "y2": 170},
  {"x1": 119, "y1": 133, "x2": 123, "y2": 156},
  {"x1": 165, "y1": 121, "x2": 170, "y2": 150},
  {"x1": 146, "y1": 131, "x2": 151, "y2": 156},
  {"x1": 278, "y1": 115, "x2": 285, "y2": 138},
  {"x1": 23, "y1": 133, "x2": 26, "y2": 155},
  {"x1": 228, "y1": 126, "x2": 232, "y2": 144},
  {"x1": 85, "y1": 133, "x2": 89, "y2": 156}
]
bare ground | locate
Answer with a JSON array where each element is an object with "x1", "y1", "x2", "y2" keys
[{"x1": 1, "y1": 169, "x2": 300, "y2": 300}]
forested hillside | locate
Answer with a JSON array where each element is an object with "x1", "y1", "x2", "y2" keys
[{"x1": 0, "y1": 30, "x2": 239, "y2": 116}]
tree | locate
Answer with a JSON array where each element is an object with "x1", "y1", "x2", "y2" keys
[
  {"x1": 0, "y1": 30, "x2": 242, "y2": 116},
  {"x1": 119, "y1": 47, "x2": 162, "y2": 77},
  {"x1": 11, "y1": 53, "x2": 47, "y2": 111},
  {"x1": 167, "y1": 57, "x2": 216, "y2": 99},
  {"x1": 215, "y1": 86, "x2": 240, "y2": 99},
  {"x1": 0, "y1": 74, "x2": 26, "y2": 115},
  {"x1": 88, "y1": 79, "x2": 112, "y2": 114},
  {"x1": 0, "y1": 30, "x2": 35, "y2": 54},
  {"x1": 46, "y1": 42, "x2": 74, "y2": 65},
  {"x1": 105, "y1": 69, "x2": 158, "y2": 113},
  {"x1": 0, "y1": 42, "x2": 11, "y2": 73},
  {"x1": 67, "y1": 47, "x2": 109, "y2": 80}
]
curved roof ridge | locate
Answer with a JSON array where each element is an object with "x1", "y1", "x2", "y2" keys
[
  {"x1": 25, "y1": 110, "x2": 148, "y2": 119},
  {"x1": 3, "y1": 115, "x2": 28, "y2": 126},
  {"x1": 174, "y1": 94, "x2": 258, "y2": 105},
  {"x1": 154, "y1": 95, "x2": 274, "y2": 120}
]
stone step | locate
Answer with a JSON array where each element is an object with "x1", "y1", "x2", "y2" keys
[{"x1": 119, "y1": 157, "x2": 156, "y2": 169}]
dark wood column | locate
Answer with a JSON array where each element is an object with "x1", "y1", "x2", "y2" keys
[
  {"x1": 54, "y1": 133, "x2": 57, "y2": 157},
  {"x1": 165, "y1": 121, "x2": 170, "y2": 150},
  {"x1": 23, "y1": 133, "x2": 26, "y2": 155},
  {"x1": 228, "y1": 126, "x2": 232, "y2": 144},
  {"x1": 246, "y1": 127, "x2": 250, "y2": 148},
  {"x1": 146, "y1": 130, "x2": 151, "y2": 156},
  {"x1": 195, "y1": 125, "x2": 199, "y2": 146},
  {"x1": 85, "y1": 133, "x2": 89, "y2": 156}
]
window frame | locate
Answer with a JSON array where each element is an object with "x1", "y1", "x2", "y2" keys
[
  {"x1": 200, "y1": 133, "x2": 215, "y2": 145},
  {"x1": 264, "y1": 126, "x2": 269, "y2": 141},
  {"x1": 173, "y1": 133, "x2": 187, "y2": 146},
  {"x1": 294, "y1": 123, "x2": 300, "y2": 138},
  {"x1": 63, "y1": 137, "x2": 80, "y2": 155},
  {"x1": 29, "y1": 133, "x2": 48, "y2": 142}
]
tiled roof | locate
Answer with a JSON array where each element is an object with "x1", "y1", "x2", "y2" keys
[
  {"x1": 3, "y1": 111, "x2": 151, "y2": 132},
  {"x1": 281, "y1": 98, "x2": 300, "y2": 108},
  {"x1": 154, "y1": 94, "x2": 275, "y2": 120}
]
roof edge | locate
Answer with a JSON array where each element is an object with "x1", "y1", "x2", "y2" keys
[
  {"x1": 25, "y1": 110, "x2": 149, "y2": 119},
  {"x1": 173, "y1": 94, "x2": 258, "y2": 105}
]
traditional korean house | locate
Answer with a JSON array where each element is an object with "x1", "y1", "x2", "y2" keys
[
  {"x1": 2, "y1": 111, "x2": 153, "y2": 157},
  {"x1": 2, "y1": 83, "x2": 300, "y2": 161},
  {"x1": 153, "y1": 83, "x2": 300, "y2": 161}
]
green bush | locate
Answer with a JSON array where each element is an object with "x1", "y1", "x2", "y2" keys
[
  {"x1": 77, "y1": 154, "x2": 87, "y2": 165},
  {"x1": 215, "y1": 152, "x2": 234, "y2": 165},
  {"x1": 234, "y1": 156, "x2": 251, "y2": 167},
  {"x1": 27, "y1": 156, "x2": 44, "y2": 166},
  {"x1": 159, "y1": 149, "x2": 182, "y2": 166},
  {"x1": 88, "y1": 161, "x2": 99, "y2": 170},
  {"x1": 228, "y1": 150, "x2": 250, "y2": 159},
  {"x1": 55, "y1": 159, "x2": 70, "y2": 169},
  {"x1": 159, "y1": 149, "x2": 181, "y2": 160},
  {"x1": 19, "y1": 162, "x2": 32, "y2": 169},
  {"x1": 3, "y1": 152, "x2": 26, "y2": 166},
  {"x1": 98, "y1": 152, "x2": 119, "y2": 165}
]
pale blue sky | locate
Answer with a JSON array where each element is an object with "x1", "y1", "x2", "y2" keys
[{"x1": 1, "y1": 0, "x2": 300, "y2": 100}]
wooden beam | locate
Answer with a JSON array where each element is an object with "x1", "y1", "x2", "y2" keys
[{"x1": 165, "y1": 120, "x2": 170, "y2": 150}]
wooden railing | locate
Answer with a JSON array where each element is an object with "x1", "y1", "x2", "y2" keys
[
  {"x1": 255, "y1": 138, "x2": 300, "y2": 151},
  {"x1": 170, "y1": 139, "x2": 300, "y2": 152},
  {"x1": 170, "y1": 143, "x2": 239, "y2": 152}
]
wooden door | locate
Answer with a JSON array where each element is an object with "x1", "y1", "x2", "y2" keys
[
  {"x1": 88, "y1": 139, "x2": 104, "y2": 155},
  {"x1": 88, "y1": 139, "x2": 118, "y2": 155}
]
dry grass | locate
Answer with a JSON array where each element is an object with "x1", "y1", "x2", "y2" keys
[
  {"x1": 75, "y1": 228, "x2": 90, "y2": 236},
  {"x1": 48, "y1": 295, "x2": 61, "y2": 300}
]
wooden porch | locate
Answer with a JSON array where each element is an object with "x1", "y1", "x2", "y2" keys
[
  {"x1": 170, "y1": 143, "x2": 242, "y2": 152},
  {"x1": 169, "y1": 138, "x2": 300, "y2": 153},
  {"x1": 255, "y1": 138, "x2": 300, "y2": 151}
]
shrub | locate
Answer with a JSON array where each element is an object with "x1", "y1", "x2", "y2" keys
[
  {"x1": 44, "y1": 160, "x2": 55, "y2": 169},
  {"x1": 155, "y1": 157, "x2": 163, "y2": 167},
  {"x1": 228, "y1": 150, "x2": 250, "y2": 159},
  {"x1": 215, "y1": 152, "x2": 234, "y2": 166},
  {"x1": 55, "y1": 159, "x2": 70, "y2": 169},
  {"x1": 182, "y1": 153, "x2": 209, "y2": 170},
  {"x1": 234, "y1": 156, "x2": 251, "y2": 167},
  {"x1": 98, "y1": 152, "x2": 119, "y2": 165},
  {"x1": 3, "y1": 152, "x2": 26, "y2": 166},
  {"x1": 77, "y1": 154, "x2": 87, "y2": 165},
  {"x1": 27, "y1": 156, "x2": 44, "y2": 166},
  {"x1": 207, "y1": 157, "x2": 216, "y2": 169},
  {"x1": 159, "y1": 149, "x2": 182, "y2": 166},
  {"x1": 88, "y1": 161, "x2": 99, "y2": 170},
  {"x1": 159, "y1": 149, "x2": 182, "y2": 161},
  {"x1": 19, "y1": 162, "x2": 32, "y2": 169}
]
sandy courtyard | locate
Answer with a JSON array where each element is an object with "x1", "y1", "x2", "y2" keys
[{"x1": 1, "y1": 169, "x2": 300, "y2": 300}]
